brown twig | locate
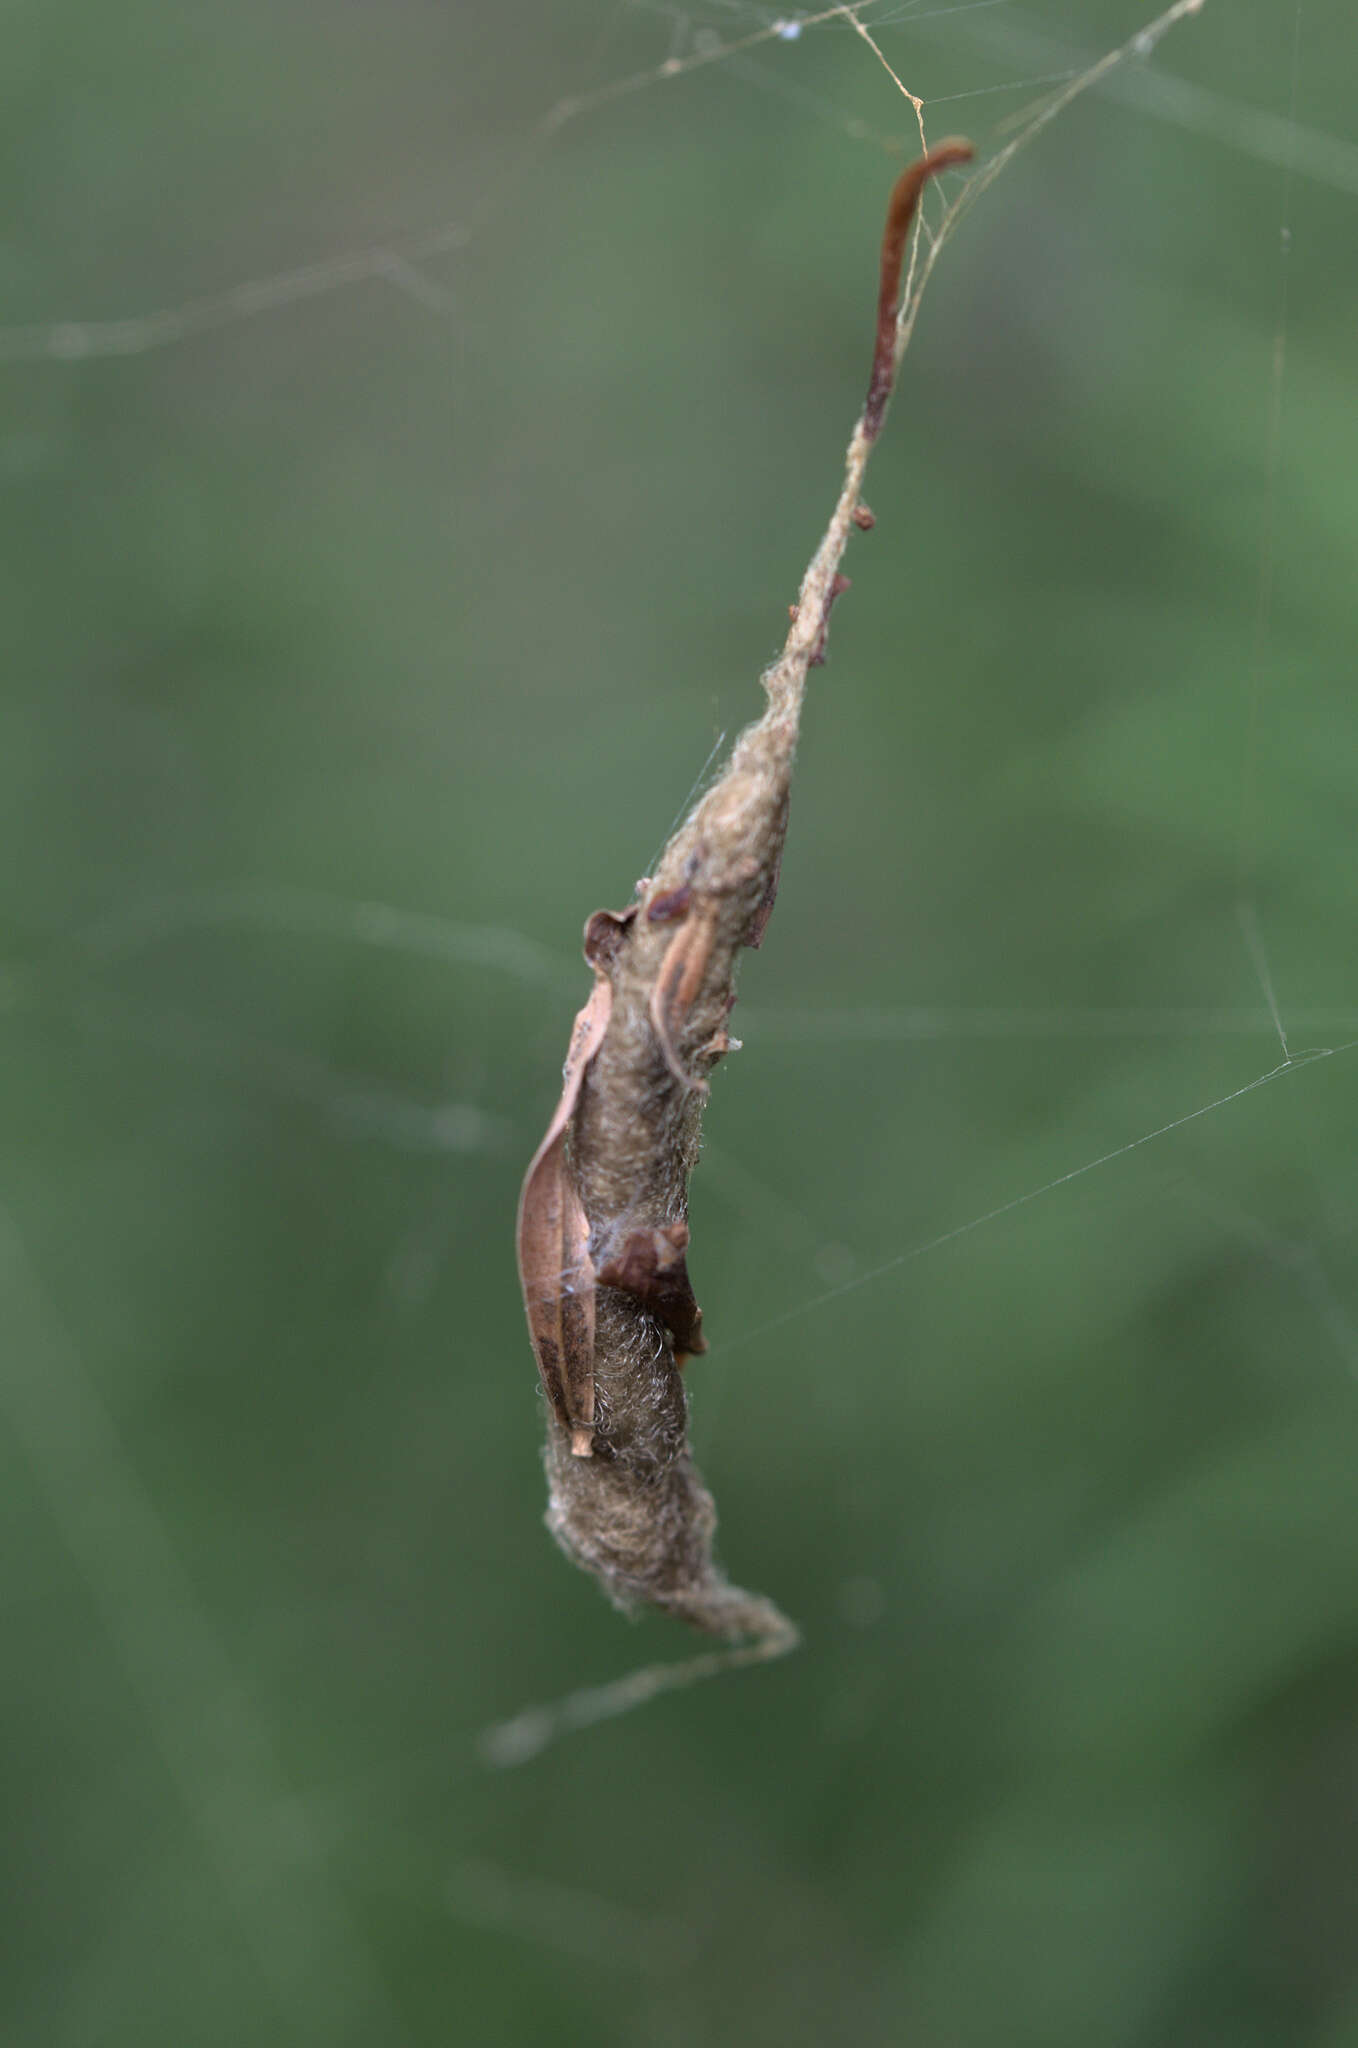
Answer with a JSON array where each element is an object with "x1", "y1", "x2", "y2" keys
[{"x1": 863, "y1": 139, "x2": 974, "y2": 440}]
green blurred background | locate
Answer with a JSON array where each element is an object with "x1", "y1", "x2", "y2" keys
[{"x1": 4, "y1": 2, "x2": 1357, "y2": 2042}]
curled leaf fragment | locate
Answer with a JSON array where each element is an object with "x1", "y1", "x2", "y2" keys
[
  {"x1": 515, "y1": 907, "x2": 635, "y2": 1456},
  {"x1": 597, "y1": 1220, "x2": 706, "y2": 1364}
]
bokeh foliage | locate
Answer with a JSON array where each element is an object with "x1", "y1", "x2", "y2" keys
[{"x1": 3, "y1": 3, "x2": 1357, "y2": 2043}]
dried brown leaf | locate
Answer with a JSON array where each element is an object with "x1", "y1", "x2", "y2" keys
[{"x1": 515, "y1": 907, "x2": 635, "y2": 1457}]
